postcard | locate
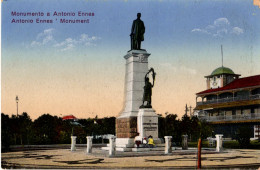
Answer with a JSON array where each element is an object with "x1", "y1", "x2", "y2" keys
[{"x1": 1, "y1": 0, "x2": 260, "y2": 169}]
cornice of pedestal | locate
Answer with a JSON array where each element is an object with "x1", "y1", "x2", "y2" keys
[
  {"x1": 138, "y1": 108, "x2": 156, "y2": 112},
  {"x1": 138, "y1": 108, "x2": 158, "y2": 117},
  {"x1": 124, "y1": 49, "x2": 151, "y2": 59}
]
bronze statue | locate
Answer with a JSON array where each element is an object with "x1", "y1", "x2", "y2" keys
[
  {"x1": 140, "y1": 68, "x2": 156, "y2": 108},
  {"x1": 130, "y1": 13, "x2": 145, "y2": 50}
]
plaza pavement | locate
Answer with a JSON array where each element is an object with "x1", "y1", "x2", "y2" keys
[{"x1": 1, "y1": 146, "x2": 260, "y2": 169}]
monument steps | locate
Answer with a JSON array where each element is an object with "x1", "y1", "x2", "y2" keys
[
  {"x1": 106, "y1": 143, "x2": 164, "y2": 148},
  {"x1": 101, "y1": 146, "x2": 132, "y2": 152},
  {"x1": 106, "y1": 144, "x2": 134, "y2": 148},
  {"x1": 101, "y1": 146, "x2": 177, "y2": 152}
]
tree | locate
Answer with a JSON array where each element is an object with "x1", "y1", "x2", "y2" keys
[
  {"x1": 100, "y1": 117, "x2": 116, "y2": 135},
  {"x1": 9, "y1": 115, "x2": 20, "y2": 145},
  {"x1": 180, "y1": 114, "x2": 191, "y2": 135},
  {"x1": 236, "y1": 125, "x2": 251, "y2": 148},
  {"x1": 17, "y1": 112, "x2": 33, "y2": 145},
  {"x1": 33, "y1": 114, "x2": 62, "y2": 144},
  {"x1": 58, "y1": 120, "x2": 72, "y2": 144},
  {"x1": 164, "y1": 113, "x2": 181, "y2": 144},
  {"x1": 199, "y1": 120, "x2": 213, "y2": 139},
  {"x1": 78, "y1": 118, "x2": 94, "y2": 136},
  {"x1": 158, "y1": 114, "x2": 165, "y2": 138},
  {"x1": 190, "y1": 116, "x2": 200, "y2": 141},
  {"x1": 4, "y1": 112, "x2": 33, "y2": 145},
  {"x1": 1, "y1": 113, "x2": 12, "y2": 151}
]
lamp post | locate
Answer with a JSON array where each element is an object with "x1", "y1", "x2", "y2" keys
[
  {"x1": 16, "y1": 96, "x2": 19, "y2": 116},
  {"x1": 189, "y1": 106, "x2": 192, "y2": 117}
]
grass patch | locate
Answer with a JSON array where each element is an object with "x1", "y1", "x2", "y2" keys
[
  {"x1": 188, "y1": 140, "x2": 260, "y2": 149},
  {"x1": 223, "y1": 141, "x2": 240, "y2": 149},
  {"x1": 188, "y1": 141, "x2": 213, "y2": 148},
  {"x1": 224, "y1": 140, "x2": 260, "y2": 149}
]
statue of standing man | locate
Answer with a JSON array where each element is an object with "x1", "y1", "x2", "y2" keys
[{"x1": 130, "y1": 13, "x2": 145, "y2": 50}]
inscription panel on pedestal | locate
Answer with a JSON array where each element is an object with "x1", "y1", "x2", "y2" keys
[
  {"x1": 138, "y1": 55, "x2": 148, "y2": 63},
  {"x1": 142, "y1": 119, "x2": 158, "y2": 138},
  {"x1": 143, "y1": 122, "x2": 158, "y2": 131}
]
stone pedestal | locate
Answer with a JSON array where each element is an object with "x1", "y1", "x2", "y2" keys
[
  {"x1": 86, "y1": 136, "x2": 93, "y2": 154},
  {"x1": 137, "y1": 108, "x2": 159, "y2": 140},
  {"x1": 109, "y1": 136, "x2": 116, "y2": 157},
  {"x1": 116, "y1": 50, "x2": 150, "y2": 147},
  {"x1": 71, "y1": 136, "x2": 77, "y2": 151},
  {"x1": 164, "y1": 136, "x2": 172, "y2": 154},
  {"x1": 182, "y1": 135, "x2": 188, "y2": 150},
  {"x1": 215, "y1": 134, "x2": 223, "y2": 152}
]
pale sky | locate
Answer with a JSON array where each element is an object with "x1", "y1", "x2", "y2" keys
[{"x1": 1, "y1": 0, "x2": 260, "y2": 120}]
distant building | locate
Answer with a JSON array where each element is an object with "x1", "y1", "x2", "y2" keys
[{"x1": 194, "y1": 66, "x2": 260, "y2": 139}]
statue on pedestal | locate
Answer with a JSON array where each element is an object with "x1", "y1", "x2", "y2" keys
[
  {"x1": 140, "y1": 68, "x2": 156, "y2": 108},
  {"x1": 130, "y1": 13, "x2": 145, "y2": 50}
]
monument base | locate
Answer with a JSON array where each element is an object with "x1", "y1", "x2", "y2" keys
[
  {"x1": 115, "y1": 117, "x2": 137, "y2": 149},
  {"x1": 107, "y1": 109, "x2": 161, "y2": 152},
  {"x1": 137, "y1": 108, "x2": 159, "y2": 142},
  {"x1": 114, "y1": 108, "x2": 161, "y2": 150},
  {"x1": 116, "y1": 138, "x2": 135, "y2": 148}
]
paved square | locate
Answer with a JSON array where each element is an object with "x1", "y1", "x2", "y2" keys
[{"x1": 2, "y1": 147, "x2": 260, "y2": 169}]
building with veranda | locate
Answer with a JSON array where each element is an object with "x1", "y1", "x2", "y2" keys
[{"x1": 194, "y1": 66, "x2": 260, "y2": 139}]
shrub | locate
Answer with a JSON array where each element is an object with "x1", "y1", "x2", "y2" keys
[{"x1": 236, "y1": 126, "x2": 251, "y2": 149}]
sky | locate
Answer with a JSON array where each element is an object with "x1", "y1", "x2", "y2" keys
[{"x1": 1, "y1": 0, "x2": 260, "y2": 120}]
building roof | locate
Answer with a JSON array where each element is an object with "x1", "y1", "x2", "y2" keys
[
  {"x1": 62, "y1": 115, "x2": 77, "y2": 120},
  {"x1": 205, "y1": 66, "x2": 240, "y2": 78},
  {"x1": 197, "y1": 75, "x2": 260, "y2": 95},
  {"x1": 211, "y1": 66, "x2": 235, "y2": 75}
]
